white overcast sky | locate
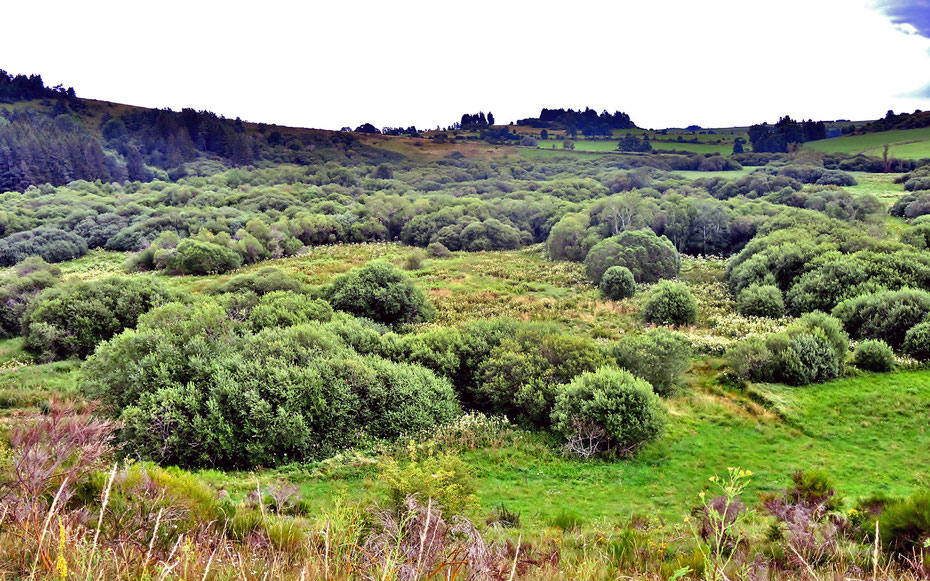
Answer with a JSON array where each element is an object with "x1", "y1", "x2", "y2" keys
[{"x1": 3, "y1": 0, "x2": 930, "y2": 130}]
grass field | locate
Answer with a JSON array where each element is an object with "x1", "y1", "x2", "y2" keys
[
  {"x1": 805, "y1": 127, "x2": 930, "y2": 159},
  {"x1": 842, "y1": 171, "x2": 906, "y2": 203}
]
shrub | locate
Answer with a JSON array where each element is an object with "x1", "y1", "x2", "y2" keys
[
  {"x1": 584, "y1": 229, "x2": 679, "y2": 285},
  {"x1": 547, "y1": 213, "x2": 590, "y2": 262},
  {"x1": 378, "y1": 450, "x2": 478, "y2": 516},
  {"x1": 772, "y1": 331, "x2": 840, "y2": 386},
  {"x1": 789, "y1": 311, "x2": 849, "y2": 363},
  {"x1": 0, "y1": 227, "x2": 87, "y2": 266},
  {"x1": 378, "y1": 327, "x2": 464, "y2": 379},
  {"x1": 604, "y1": 329, "x2": 692, "y2": 396},
  {"x1": 327, "y1": 261, "x2": 435, "y2": 327},
  {"x1": 642, "y1": 281, "x2": 698, "y2": 326},
  {"x1": 600, "y1": 266, "x2": 636, "y2": 300},
  {"x1": 736, "y1": 284, "x2": 784, "y2": 318},
  {"x1": 832, "y1": 288, "x2": 930, "y2": 349},
  {"x1": 165, "y1": 238, "x2": 242, "y2": 275},
  {"x1": 551, "y1": 367, "x2": 666, "y2": 457},
  {"x1": 248, "y1": 291, "x2": 333, "y2": 330},
  {"x1": 852, "y1": 340, "x2": 895, "y2": 372},
  {"x1": 81, "y1": 303, "x2": 459, "y2": 468},
  {"x1": 725, "y1": 336, "x2": 772, "y2": 383},
  {"x1": 208, "y1": 267, "x2": 308, "y2": 296},
  {"x1": 878, "y1": 490, "x2": 930, "y2": 554},
  {"x1": 426, "y1": 241, "x2": 451, "y2": 258},
  {"x1": 903, "y1": 321, "x2": 930, "y2": 362},
  {"x1": 322, "y1": 312, "x2": 388, "y2": 354},
  {"x1": 787, "y1": 469, "x2": 842, "y2": 511},
  {"x1": 403, "y1": 249, "x2": 426, "y2": 271},
  {"x1": 22, "y1": 276, "x2": 178, "y2": 360},
  {"x1": 474, "y1": 329, "x2": 609, "y2": 427},
  {"x1": 0, "y1": 257, "x2": 61, "y2": 338},
  {"x1": 727, "y1": 321, "x2": 843, "y2": 386}
]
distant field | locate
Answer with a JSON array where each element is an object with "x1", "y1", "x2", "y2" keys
[
  {"x1": 805, "y1": 127, "x2": 930, "y2": 159},
  {"x1": 843, "y1": 172, "x2": 906, "y2": 203},
  {"x1": 531, "y1": 138, "x2": 733, "y2": 155}
]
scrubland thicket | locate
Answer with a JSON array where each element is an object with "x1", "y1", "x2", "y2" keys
[{"x1": 2, "y1": 80, "x2": 930, "y2": 579}]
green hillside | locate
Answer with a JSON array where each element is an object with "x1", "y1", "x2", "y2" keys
[{"x1": 805, "y1": 127, "x2": 930, "y2": 159}]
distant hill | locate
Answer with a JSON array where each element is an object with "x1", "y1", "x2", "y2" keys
[
  {"x1": 0, "y1": 69, "x2": 395, "y2": 192},
  {"x1": 516, "y1": 107, "x2": 636, "y2": 137},
  {"x1": 849, "y1": 109, "x2": 930, "y2": 134}
]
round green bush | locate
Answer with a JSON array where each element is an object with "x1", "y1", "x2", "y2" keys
[
  {"x1": 165, "y1": 239, "x2": 242, "y2": 275},
  {"x1": 248, "y1": 291, "x2": 333, "y2": 330},
  {"x1": 0, "y1": 227, "x2": 88, "y2": 266},
  {"x1": 426, "y1": 242, "x2": 451, "y2": 258},
  {"x1": 0, "y1": 257, "x2": 61, "y2": 338},
  {"x1": 790, "y1": 311, "x2": 849, "y2": 363},
  {"x1": 642, "y1": 281, "x2": 698, "y2": 326},
  {"x1": 853, "y1": 339, "x2": 895, "y2": 372},
  {"x1": 551, "y1": 367, "x2": 666, "y2": 457},
  {"x1": 736, "y1": 284, "x2": 785, "y2": 318},
  {"x1": 327, "y1": 260, "x2": 434, "y2": 327},
  {"x1": 547, "y1": 213, "x2": 590, "y2": 262},
  {"x1": 474, "y1": 329, "x2": 609, "y2": 427},
  {"x1": 725, "y1": 336, "x2": 773, "y2": 383},
  {"x1": 903, "y1": 321, "x2": 930, "y2": 362},
  {"x1": 584, "y1": 229, "x2": 679, "y2": 285},
  {"x1": 403, "y1": 249, "x2": 426, "y2": 271},
  {"x1": 209, "y1": 267, "x2": 307, "y2": 296},
  {"x1": 604, "y1": 328, "x2": 692, "y2": 396},
  {"x1": 22, "y1": 276, "x2": 178, "y2": 360},
  {"x1": 774, "y1": 331, "x2": 840, "y2": 386},
  {"x1": 600, "y1": 266, "x2": 636, "y2": 301},
  {"x1": 832, "y1": 288, "x2": 930, "y2": 350}
]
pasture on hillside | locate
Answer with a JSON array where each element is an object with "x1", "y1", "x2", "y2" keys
[{"x1": 805, "y1": 126, "x2": 930, "y2": 159}]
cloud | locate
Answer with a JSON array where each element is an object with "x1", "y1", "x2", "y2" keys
[
  {"x1": 874, "y1": 0, "x2": 930, "y2": 38},
  {"x1": 902, "y1": 81, "x2": 930, "y2": 99}
]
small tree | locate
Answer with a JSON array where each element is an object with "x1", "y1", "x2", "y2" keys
[
  {"x1": 853, "y1": 339, "x2": 895, "y2": 372},
  {"x1": 327, "y1": 261, "x2": 435, "y2": 327},
  {"x1": 600, "y1": 266, "x2": 636, "y2": 300},
  {"x1": 551, "y1": 367, "x2": 666, "y2": 457},
  {"x1": 642, "y1": 281, "x2": 698, "y2": 326}
]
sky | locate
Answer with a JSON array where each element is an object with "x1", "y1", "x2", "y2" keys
[{"x1": 2, "y1": 0, "x2": 930, "y2": 131}]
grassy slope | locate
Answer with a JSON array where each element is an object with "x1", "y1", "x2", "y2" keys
[{"x1": 805, "y1": 127, "x2": 930, "y2": 159}]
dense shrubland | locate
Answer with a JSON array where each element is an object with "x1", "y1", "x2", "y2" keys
[
  {"x1": 55, "y1": 259, "x2": 701, "y2": 468},
  {"x1": 0, "y1": 155, "x2": 880, "y2": 277},
  {"x1": 23, "y1": 276, "x2": 181, "y2": 361}
]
